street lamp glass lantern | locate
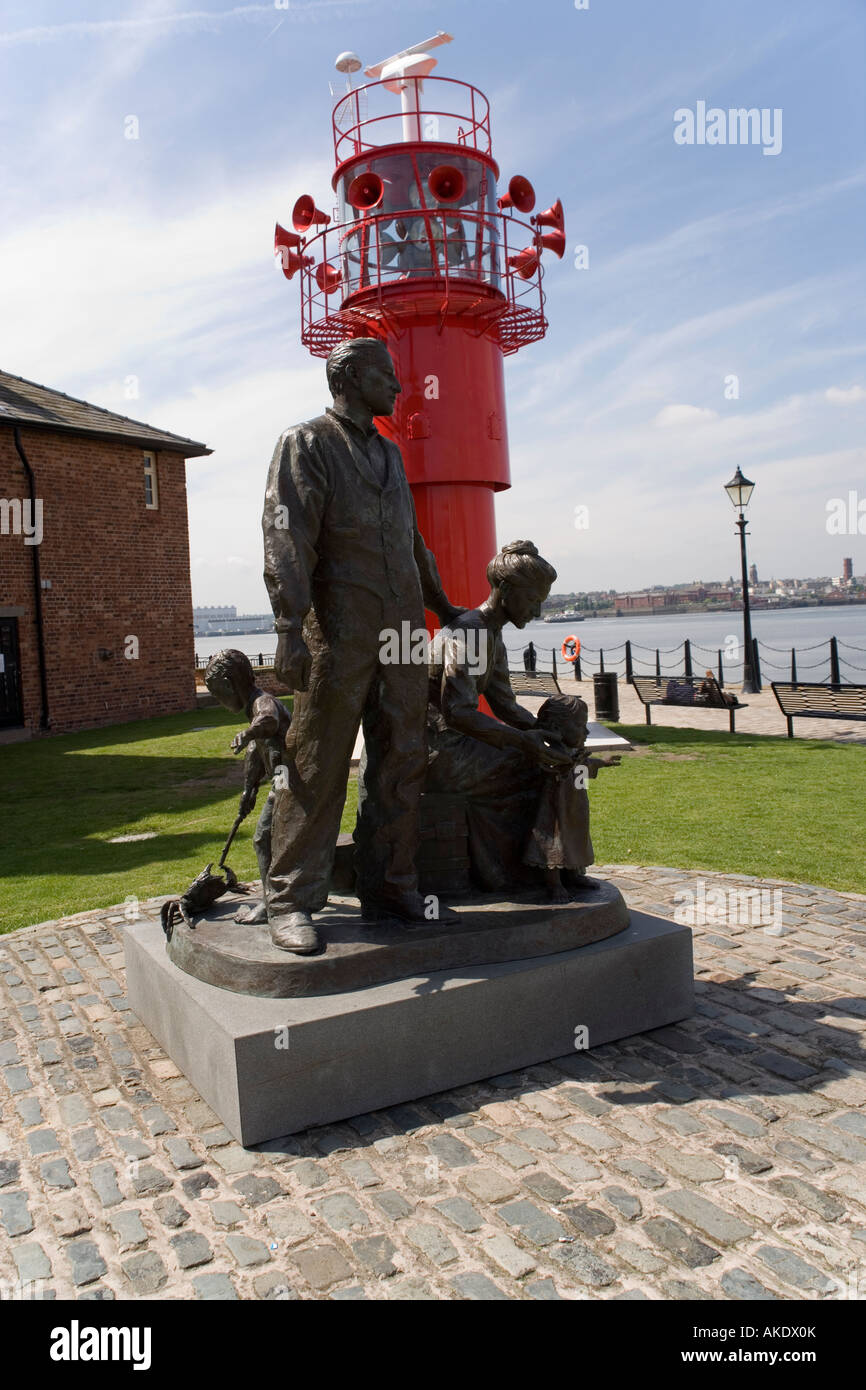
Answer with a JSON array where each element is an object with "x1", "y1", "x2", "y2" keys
[{"x1": 724, "y1": 467, "x2": 755, "y2": 511}]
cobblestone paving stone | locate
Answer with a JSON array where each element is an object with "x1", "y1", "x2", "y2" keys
[{"x1": 1, "y1": 866, "x2": 865, "y2": 1301}]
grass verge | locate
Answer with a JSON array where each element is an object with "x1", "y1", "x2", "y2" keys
[{"x1": 1, "y1": 710, "x2": 862, "y2": 933}]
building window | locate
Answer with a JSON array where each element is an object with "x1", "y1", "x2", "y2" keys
[{"x1": 143, "y1": 452, "x2": 159, "y2": 509}]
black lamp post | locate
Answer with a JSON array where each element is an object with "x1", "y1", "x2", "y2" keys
[{"x1": 724, "y1": 467, "x2": 760, "y2": 693}]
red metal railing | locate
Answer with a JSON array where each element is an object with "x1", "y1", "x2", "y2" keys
[
  {"x1": 295, "y1": 204, "x2": 548, "y2": 356},
  {"x1": 332, "y1": 77, "x2": 493, "y2": 165}
]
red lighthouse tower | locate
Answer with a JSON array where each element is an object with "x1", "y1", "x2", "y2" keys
[{"x1": 275, "y1": 32, "x2": 564, "y2": 610}]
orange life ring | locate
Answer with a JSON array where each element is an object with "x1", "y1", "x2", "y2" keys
[{"x1": 562, "y1": 636, "x2": 581, "y2": 662}]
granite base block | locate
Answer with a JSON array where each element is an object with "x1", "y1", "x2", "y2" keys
[{"x1": 124, "y1": 910, "x2": 693, "y2": 1146}]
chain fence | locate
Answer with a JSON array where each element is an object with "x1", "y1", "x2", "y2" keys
[
  {"x1": 506, "y1": 633, "x2": 866, "y2": 686},
  {"x1": 193, "y1": 634, "x2": 866, "y2": 689}
]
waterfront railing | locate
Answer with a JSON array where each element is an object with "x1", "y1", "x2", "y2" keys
[
  {"x1": 195, "y1": 636, "x2": 866, "y2": 689},
  {"x1": 506, "y1": 636, "x2": 866, "y2": 687}
]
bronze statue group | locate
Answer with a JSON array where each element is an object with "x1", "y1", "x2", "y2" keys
[{"x1": 206, "y1": 339, "x2": 618, "y2": 957}]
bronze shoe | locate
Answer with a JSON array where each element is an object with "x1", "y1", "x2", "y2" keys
[{"x1": 269, "y1": 911, "x2": 321, "y2": 955}]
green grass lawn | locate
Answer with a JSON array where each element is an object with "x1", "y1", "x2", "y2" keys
[
  {"x1": 591, "y1": 723, "x2": 866, "y2": 894},
  {"x1": 1, "y1": 710, "x2": 863, "y2": 933},
  {"x1": 0, "y1": 701, "x2": 356, "y2": 934}
]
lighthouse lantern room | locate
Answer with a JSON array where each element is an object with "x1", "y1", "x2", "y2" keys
[{"x1": 275, "y1": 32, "x2": 565, "y2": 609}]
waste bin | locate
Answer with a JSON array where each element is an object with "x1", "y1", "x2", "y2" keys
[{"x1": 593, "y1": 671, "x2": 619, "y2": 722}]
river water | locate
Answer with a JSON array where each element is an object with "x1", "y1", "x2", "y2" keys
[{"x1": 193, "y1": 604, "x2": 866, "y2": 685}]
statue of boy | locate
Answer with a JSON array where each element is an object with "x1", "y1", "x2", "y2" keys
[{"x1": 204, "y1": 648, "x2": 291, "y2": 925}]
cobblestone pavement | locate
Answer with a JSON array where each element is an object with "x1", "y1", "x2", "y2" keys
[{"x1": 1, "y1": 867, "x2": 865, "y2": 1302}]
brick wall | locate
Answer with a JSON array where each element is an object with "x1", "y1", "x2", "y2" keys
[
  {"x1": 0, "y1": 427, "x2": 198, "y2": 735},
  {"x1": 196, "y1": 666, "x2": 289, "y2": 696}
]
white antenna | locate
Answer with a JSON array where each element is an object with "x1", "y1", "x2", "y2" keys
[
  {"x1": 334, "y1": 50, "x2": 368, "y2": 142},
  {"x1": 364, "y1": 32, "x2": 454, "y2": 142},
  {"x1": 364, "y1": 32, "x2": 453, "y2": 80}
]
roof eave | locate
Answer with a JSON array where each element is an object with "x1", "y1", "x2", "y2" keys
[{"x1": 1, "y1": 417, "x2": 212, "y2": 458}]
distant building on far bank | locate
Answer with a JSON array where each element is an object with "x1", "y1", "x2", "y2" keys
[
  {"x1": 192, "y1": 607, "x2": 274, "y2": 637},
  {"x1": 0, "y1": 370, "x2": 210, "y2": 737},
  {"x1": 617, "y1": 586, "x2": 735, "y2": 610},
  {"x1": 193, "y1": 605, "x2": 236, "y2": 634},
  {"x1": 843, "y1": 557, "x2": 854, "y2": 583}
]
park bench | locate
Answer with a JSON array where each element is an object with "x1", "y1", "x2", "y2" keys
[
  {"x1": 631, "y1": 673, "x2": 747, "y2": 733},
  {"x1": 509, "y1": 671, "x2": 562, "y2": 697},
  {"x1": 771, "y1": 681, "x2": 866, "y2": 738}
]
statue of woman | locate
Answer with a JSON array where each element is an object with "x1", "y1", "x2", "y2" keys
[{"x1": 425, "y1": 540, "x2": 580, "y2": 894}]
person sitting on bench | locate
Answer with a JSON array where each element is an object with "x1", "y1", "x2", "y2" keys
[
  {"x1": 665, "y1": 678, "x2": 695, "y2": 705},
  {"x1": 697, "y1": 670, "x2": 737, "y2": 708}
]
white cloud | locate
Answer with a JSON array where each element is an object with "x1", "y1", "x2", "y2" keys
[
  {"x1": 825, "y1": 385, "x2": 866, "y2": 404},
  {"x1": 0, "y1": 3, "x2": 371, "y2": 48},
  {"x1": 498, "y1": 378, "x2": 866, "y2": 593},
  {"x1": 165, "y1": 359, "x2": 326, "y2": 609},
  {"x1": 653, "y1": 404, "x2": 719, "y2": 428},
  {"x1": 0, "y1": 160, "x2": 331, "y2": 394}
]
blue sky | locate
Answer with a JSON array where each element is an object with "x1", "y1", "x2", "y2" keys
[{"x1": 1, "y1": 0, "x2": 864, "y2": 608}]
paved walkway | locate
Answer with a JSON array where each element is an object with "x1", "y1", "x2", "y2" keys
[
  {"x1": 555, "y1": 680, "x2": 866, "y2": 743},
  {"x1": 1, "y1": 868, "x2": 864, "y2": 1301}
]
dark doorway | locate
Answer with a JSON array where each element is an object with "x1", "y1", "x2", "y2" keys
[{"x1": 0, "y1": 618, "x2": 24, "y2": 728}]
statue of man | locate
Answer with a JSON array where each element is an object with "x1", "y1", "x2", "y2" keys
[{"x1": 262, "y1": 337, "x2": 460, "y2": 955}]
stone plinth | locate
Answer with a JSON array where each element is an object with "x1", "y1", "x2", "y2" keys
[{"x1": 125, "y1": 908, "x2": 693, "y2": 1146}]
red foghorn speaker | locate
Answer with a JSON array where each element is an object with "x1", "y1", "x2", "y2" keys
[
  {"x1": 274, "y1": 222, "x2": 303, "y2": 253},
  {"x1": 292, "y1": 194, "x2": 331, "y2": 233},
  {"x1": 497, "y1": 174, "x2": 536, "y2": 214},
  {"x1": 279, "y1": 250, "x2": 312, "y2": 279},
  {"x1": 315, "y1": 261, "x2": 342, "y2": 295},
  {"x1": 533, "y1": 197, "x2": 565, "y2": 233},
  {"x1": 347, "y1": 172, "x2": 384, "y2": 211},
  {"x1": 428, "y1": 164, "x2": 466, "y2": 204},
  {"x1": 537, "y1": 229, "x2": 566, "y2": 259},
  {"x1": 508, "y1": 247, "x2": 540, "y2": 280},
  {"x1": 274, "y1": 224, "x2": 313, "y2": 278}
]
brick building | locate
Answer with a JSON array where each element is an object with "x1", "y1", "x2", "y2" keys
[
  {"x1": 618, "y1": 587, "x2": 736, "y2": 610},
  {"x1": 0, "y1": 371, "x2": 210, "y2": 737}
]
